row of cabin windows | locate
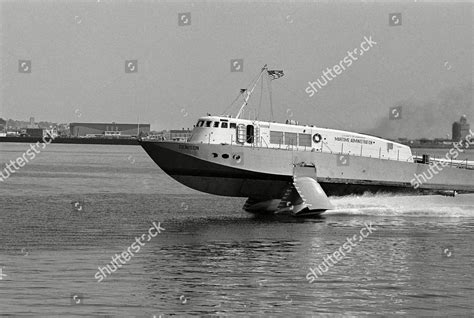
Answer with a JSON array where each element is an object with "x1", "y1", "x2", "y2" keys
[
  {"x1": 196, "y1": 120, "x2": 236, "y2": 129},
  {"x1": 270, "y1": 131, "x2": 312, "y2": 147},
  {"x1": 195, "y1": 121, "x2": 312, "y2": 147}
]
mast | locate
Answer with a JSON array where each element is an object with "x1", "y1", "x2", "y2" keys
[{"x1": 235, "y1": 64, "x2": 267, "y2": 119}]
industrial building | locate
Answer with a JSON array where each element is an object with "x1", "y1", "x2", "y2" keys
[
  {"x1": 70, "y1": 122, "x2": 150, "y2": 138},
  {"x1": 146, "y1": 129, "x2": 192, "y2": 142},
  {"x1": 452, "y1": 115, "x2": 470, "y2": 142},
  {"x1": 169, "y1": 129, "x2": 192, "y2": 141},
  {"x1": 20, "y1": 128, "x2": 46, "y2": 138},
  {"x1": 19, "y1": 128, "x2": 59, "y2": 138}
]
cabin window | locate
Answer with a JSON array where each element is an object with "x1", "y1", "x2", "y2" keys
[
  {"x1": 214, "y1": 122, "x2": 219, "y2": 128},
  {"x1": 270, "y1": 131, "x2": 283, "y2": 144},
  {"x1": 221, "y1": 122, "x2": 228, "y2": 128},
  {"x1": 206, "y1": 121, "x2": 212, "y2": 127},
  {"x1": 285, "y1": 132, "x2": 297, "y2": 146},
  {"x1": 197, "y1": 120, "x2": 204, "y2": 127},
  {"x1": 299, "y1": 133, "x2": 311, "y2": 147},
  {"x1": 246, "y1": 125, "x2": 254, "y2": 143},
  {"x1": 230, "y1": 123, "x2": 237, "y2": 128}
]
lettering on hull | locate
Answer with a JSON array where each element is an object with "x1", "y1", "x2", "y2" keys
[{"x1": 334, "y1": 136, "x2": 375, "y2": 145}]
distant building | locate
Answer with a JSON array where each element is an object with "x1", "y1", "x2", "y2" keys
[
  {"x1": 0, "y1": 118, "x2": 6, "y2": 132},
  {"x1": 18, "y1": 128, "x2": 58, "y2": 138},
  {"x1": 169, "y1": 128, "x2": 191, "y2": 142},
  {"x1": 145, "y1": 129, "x2": 191, "y2": 141},
  {"x1": 145, "y1": 130, "x2": 167, "y2": 141},
  {"x1": 20, "y1": 128, "x2": 47, "y2": 138},
  {"x1": 452, "y1": 115, "x2": 470, "y2": 142},
  {"x1": 70, "y1": 122, "x2": 150, "y2": 137},
  {"x1": 27, "y1": 117, "x2": 38, "y2": 128}
]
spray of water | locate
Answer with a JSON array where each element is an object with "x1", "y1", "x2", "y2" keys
[{"x1": 327, "y1": 193, "x2": 474, "y2": 217}]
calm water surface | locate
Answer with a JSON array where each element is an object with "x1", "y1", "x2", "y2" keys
[{"x1": 0, "y1": 143, "x2": 473, "y2": 317}]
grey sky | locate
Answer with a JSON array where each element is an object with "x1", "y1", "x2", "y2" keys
[{"x1": 1, "y1": 0, "x2": 472, "y2": 138}]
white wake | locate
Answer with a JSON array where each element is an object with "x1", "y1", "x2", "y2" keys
[{"x1": 326, "y1": 193, "x2": 474, "y2": 217}]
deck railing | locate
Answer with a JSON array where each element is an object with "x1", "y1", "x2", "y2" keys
[{"x1": 412, "y1": 153, "x2": 474, "y2": 170}]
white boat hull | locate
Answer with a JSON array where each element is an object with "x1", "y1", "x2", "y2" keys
[{"x1": 140, "y1": 140, "x2": 474, "y2": 215}]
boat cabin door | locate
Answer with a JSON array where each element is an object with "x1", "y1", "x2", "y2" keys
[
  {"x1": 236, "y1": 124, "x2": 257, "y2": 145},
  {"x1": 246, "y1": 125, "x2": 254, "y2": 143}
]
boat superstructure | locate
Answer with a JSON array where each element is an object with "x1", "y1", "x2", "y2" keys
[
  {"x1": 189, "y1": 115, "x2": 413, "y2": 162},
  {"x1": 140, "y1": 66, "x2": 474, "y2": 216}
]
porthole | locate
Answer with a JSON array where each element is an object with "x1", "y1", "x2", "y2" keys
[
  {"x1": 222, "y1": 154, "x2": 229, "y2": 159},
  {"x1": 212, "y1": 153, "x2": 218, "y2": 158},
  {"x1": 233, "y1": 154, "x2": 242, "y2": 163}
]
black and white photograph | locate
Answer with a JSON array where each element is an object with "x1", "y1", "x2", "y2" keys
[{"x1": 0, "y1": 0, "x2": 473, "y2": 316}]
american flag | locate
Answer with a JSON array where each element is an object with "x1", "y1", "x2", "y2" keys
[{"x1": 267, "y1": 70, "x2": 284, "y2": 80}]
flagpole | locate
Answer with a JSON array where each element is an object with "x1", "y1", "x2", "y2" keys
[
  {"x1": 236, "y1": 64, "x2": 267, "y2": 119},
  {"x1": 257, "y1": 70, "x2": 264, "y2": 120},
  {"x1": 266, "y1": 71, "x2": 274, "y2": 121}
]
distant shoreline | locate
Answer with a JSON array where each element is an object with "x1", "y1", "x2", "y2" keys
[{"x1": 0, "y1": 136, "x2": 139, "y2": 145}]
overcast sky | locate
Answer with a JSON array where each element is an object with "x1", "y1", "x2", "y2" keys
[{"x1": 0, "y1": 0, "x2": 472, "y2": 138}]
